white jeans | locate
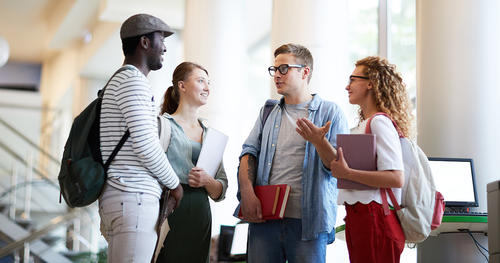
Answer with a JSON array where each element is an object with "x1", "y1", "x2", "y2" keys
[{"x1": 98, "y1": 185, "x2": 159, "y2": 263}]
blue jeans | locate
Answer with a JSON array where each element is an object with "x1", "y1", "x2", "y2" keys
[
  {"x1": 247, "y1": 218, "x2": 328, "y2": 263},
  {"x1": 98, "y1": 185, "x2": 159, "y2": 263}
]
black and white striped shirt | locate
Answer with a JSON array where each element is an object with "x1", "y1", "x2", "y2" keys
[{"x1": 99, "y1": 65, "x2": 179, "y2": 198}]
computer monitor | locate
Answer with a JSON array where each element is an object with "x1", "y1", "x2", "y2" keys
[
  {"x1": 428, "y1": 157, "x2": 478, "y2": 207},
  {"x1": 217, "y1": 224, "x2": 247, "y2": 262},
  {"x1": 230, "y1": 223, "x2": 248, "y2": 256}
]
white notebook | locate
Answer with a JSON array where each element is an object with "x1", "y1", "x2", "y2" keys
[{"x1": 196, "y1": 128, "x2": 228, "y2": 177}]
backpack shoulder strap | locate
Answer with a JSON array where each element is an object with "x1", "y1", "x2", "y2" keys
[
  {"x1": 158, "y1": 115, "x2": 172, "y2": 151},
  {"x1": 99, "y1": 65, "x2": 136, "y2": 98},
  {"x1": 257, "y1": 99, "x2": 279, "y2": 143},
  {"x1": 101, "y1": 66, "x2": 136, "y2": 171},
  {"x1": 367, "y1": 112, "x2": 405, "y2": 214},
  {"x1": 365, "y1": 112, "x2": 404, "y2": 138},
  {"x1": 103, "y1": 130, "x2": 130, "y2": 171},
  {"x1": 261, "y1": 99, "x2": 279, "y2": 127}
]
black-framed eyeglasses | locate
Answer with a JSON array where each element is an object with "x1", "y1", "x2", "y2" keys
[
  {"x1": 268, "y1": 64, "x2": 305, "y2": 76},
  {"x1": 348, "y1": 75, "x2": 370, "y2": 85}
]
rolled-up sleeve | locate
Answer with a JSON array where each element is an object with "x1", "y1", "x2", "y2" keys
[
  {"x1": 212, "y1": 162, "x2": 228, "y2": 202},
  {"x1": 321, "y1": 104, "x2": 349, "y2": 174}
]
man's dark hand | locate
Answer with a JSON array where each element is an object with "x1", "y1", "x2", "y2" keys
[
  {"x1": 170, "y1": 184, "x2": 184, "y2": 209},
  {"x1": 166, "y1": 193, "x2": 177, "y2": 216}
]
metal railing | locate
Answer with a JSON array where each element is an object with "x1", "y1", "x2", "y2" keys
[
  {"x1": 0, "y1": 117, "x2": 61, "y2": 166},
  {"x1": 0, "y1": 116, "x2": 98, "y2": 261},
  {"x1": 0, "y1": 212, "x2": 78, "y2": 261},
  {"x1": 0, "y1": 140, "x2": 58, "y2": 188}
]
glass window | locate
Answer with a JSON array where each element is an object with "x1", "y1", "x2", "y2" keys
[
  {"x1": 390, "y1": 0, "x2": 417, "y2": 108},
  {"x1": 348, "y1": 0, "x2": 379, "y2": 66}
]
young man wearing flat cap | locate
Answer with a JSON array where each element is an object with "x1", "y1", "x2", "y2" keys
[{"x1": 98, "y1": 13, "x2": 183, "y2": 263}]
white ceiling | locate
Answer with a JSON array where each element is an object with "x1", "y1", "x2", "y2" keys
[
  {"x1": 1, "y1": 0, "x2": 272, "y2": 80},
  {"x1": 0, "y1": 0, "x2": 185, "y2": 72},
  {"x1": 0, "y1": 0, "x2": 58, "y2": 62}
]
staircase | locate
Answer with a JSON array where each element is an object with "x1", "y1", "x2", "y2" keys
[
  {"x1": 0, "y1": 213, "x2": 72, "y2": 262},
  {"x1": 0, "y1": 116, "x2": 101, "y2": 262}
]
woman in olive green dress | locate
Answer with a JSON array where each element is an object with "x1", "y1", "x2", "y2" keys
[{"x1": 157, "y1": 62, "x2": 228, "y2": 262}]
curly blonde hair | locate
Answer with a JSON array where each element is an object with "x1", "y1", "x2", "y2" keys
[{"x1": 355, "y1": 56, "x2": 414, "y2": 138}]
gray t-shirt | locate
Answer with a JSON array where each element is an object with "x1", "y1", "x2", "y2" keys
[{"x1": 269, "y1": 101, "x2": 310, "y2": 219}]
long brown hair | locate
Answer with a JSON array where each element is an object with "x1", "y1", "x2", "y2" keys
[
  {"x1": 160, "y1": 62, "x2": 209, "y2": 114},
  {"x1": 355, "y1": 56, "x2": 414, "y2": 138}
]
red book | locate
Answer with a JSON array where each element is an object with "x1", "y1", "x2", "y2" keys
[
  {"x1": 337, "y1": 134, "x2": 377, "y2": 190},
  {"x1": 239, "y1": 184, "x2": 291, "y2": 220}
]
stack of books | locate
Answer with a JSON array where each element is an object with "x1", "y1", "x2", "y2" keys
[{"x1": 239, "y1": 184, "x2": 291, "y2": 220}]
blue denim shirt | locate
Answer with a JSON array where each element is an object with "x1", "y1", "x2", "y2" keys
[{"x1": 235, "y1": 94, "x2": 348, "y2": 242}]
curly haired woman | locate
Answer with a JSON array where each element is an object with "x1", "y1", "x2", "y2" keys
[{"x1": 295, "y1": 56, "x2": 413, "y2": 262}]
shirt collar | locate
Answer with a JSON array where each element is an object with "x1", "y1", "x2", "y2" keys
[
  {"x1": 161, "y1": 112, "x2": 207, "y2": 129},
  {"x1": 279, "y1": 93, "x2": 320, "y2": 111}
]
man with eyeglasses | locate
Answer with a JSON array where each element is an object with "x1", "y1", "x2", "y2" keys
[{"x1": 236, "y1": 43, "x2": 348, "y2": 263}]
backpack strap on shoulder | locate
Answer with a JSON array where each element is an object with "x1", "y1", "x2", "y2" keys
[
  {"x1": 261, "y1": 99, "x2": 279, "y2": 127},
  {"x1": 366, "y1": 112, "x2": 404, "y2": 215},
  {"x1": 365, "y1": 112, "x2": 404, "y2": 138},
  {"x1": 158, "y1": 115, "x2": 172, "y2": 151},
  {"x1": 101, "y1": 66, "x2": 136, "y2": 171},
  {"x1": 98, "y1": 65, "x2": 136, "y2": 98},
  {"x1": 257, "y1": 99, "x2": 279, "y2": 144}
]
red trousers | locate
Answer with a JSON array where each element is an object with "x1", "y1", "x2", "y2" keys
[{"x1": 344, "y1": 201, "x2": 405, "y2": 263}]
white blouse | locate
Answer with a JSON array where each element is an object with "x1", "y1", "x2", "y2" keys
[{"x1": 337, "y1": 115, "x2": 404, "y2": 206}]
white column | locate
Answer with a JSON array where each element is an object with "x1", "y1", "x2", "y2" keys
[
  {"x1": 183, "y1": 0, "x2": 247, "y2": 235},
  {"x1": 417, "y1": 0, "x2": 500, "y2": 212},
  {"x1": 270, "y1": 0, "x2": 351, "y2": 119},
  {"x1": 184, "y1": 0, "x2": 246, "y2": 124}
]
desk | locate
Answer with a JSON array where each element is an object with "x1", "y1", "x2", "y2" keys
[
  {"x1": 430, "y1": 215, "x2": 488, "y2": 235},
  {"x1": 418, "y1": 215, "x2": 488, "y2": 263},
  {"x1": 334, "y1": 224, "x2": 346, "y2": 241},
  {"x1": 335, "y1": 215, "x2": 488, "y2": 240},
  {"x1": 335, "y1": 215, "x2": 488, "y2": 262}
]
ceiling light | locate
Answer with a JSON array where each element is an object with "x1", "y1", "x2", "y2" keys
[{"x1": 83, "y1": 30, "x2": 92, "y2": 44}]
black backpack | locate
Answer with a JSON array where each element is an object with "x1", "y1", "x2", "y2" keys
[{"x1": 58, "y1": 67, "x2": 130, "y2": 208}]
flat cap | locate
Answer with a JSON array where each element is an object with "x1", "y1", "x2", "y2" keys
[{"x1": 120, "y1": 14, "x2": 174, "y2": 39}]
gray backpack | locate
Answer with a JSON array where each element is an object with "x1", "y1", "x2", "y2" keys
[{"x1": 367, "y1": 112, "x2": 445, "y2": 243}]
